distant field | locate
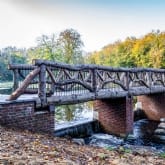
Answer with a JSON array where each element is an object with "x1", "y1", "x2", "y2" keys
[
  {"x1": 0, "y1": 82, "x2": 13, "y2": 94},
  {"x1": 0, "y1": 82, "x2": 13, "y2": 89}
]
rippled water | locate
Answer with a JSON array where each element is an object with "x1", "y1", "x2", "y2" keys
[
  {"x1": 55, "y1": 104, "x2": 165, "y2": 153},
  {"x1": 86, "y1": 119, "x2": 165, "y2": 153}
]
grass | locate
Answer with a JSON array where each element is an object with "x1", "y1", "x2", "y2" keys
[
  {"x1": 159, "y1": 152, "x2": 165, "y2": 158},
  {"x1": 0, "y1": 82, "x2": 13, "y2": 88},
  {"x1": 106, "y1": 146, "x2": 132, "y2": 154},
  {"x1": 0, "y1": 82, "x2": 13, "y2": 94}
]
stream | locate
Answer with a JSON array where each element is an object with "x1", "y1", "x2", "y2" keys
[{"x1": 55, "y1": 103, "x2": 165, "y2": 153}]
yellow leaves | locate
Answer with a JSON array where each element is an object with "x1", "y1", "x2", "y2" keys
[{"x1": 87, "y1": 31, "x2": 165, "y2": 68}]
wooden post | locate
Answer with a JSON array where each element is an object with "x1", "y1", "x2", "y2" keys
[
  {"x1": 126, "y1": 71, "x2": 130, "y2": 90},
  {"x1": 92, "y1": 69, "x2": 97, "y2": 92},
  {"x1": 148, "y1": 71, "x2": 152, "y2": 87},
  {"x1": 13, "y1": 69, "x2": 19, "y2": 91},
  {"x1": 38, "y1": 64, "x2": 47, "y2": 106}
]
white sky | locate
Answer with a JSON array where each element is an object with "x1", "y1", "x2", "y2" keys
[{"x1": 0, "y1": 0, "x2": 165, "y2": 52}]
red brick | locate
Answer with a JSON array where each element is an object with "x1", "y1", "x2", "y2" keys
[
  {"x1": 94, "y1": 96, "x2": 133, "y2": 136},
  {"x1": 0, "y1": 101, "x2": 54, "y2": 135},
  {"x1": 137, "y1": 93, "x2": 165, "y2": 121}
]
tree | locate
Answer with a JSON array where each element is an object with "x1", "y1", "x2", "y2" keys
[
  {"x1": 0, "y1": 47, "x2": 27, "y2": 81},
  {"x1": 27, "y1": 34, "x2": 62, "y2": 63},
  {"x1": 87, "y1": 30, "x2": 165, "y2": 68},
  {"x1": 57, "y1": 28, "x2": 84, "y2": 64}
]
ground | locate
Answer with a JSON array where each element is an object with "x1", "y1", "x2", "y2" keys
[{"x1": 0, "y1": 125, "x2": 164, "y2": 165}]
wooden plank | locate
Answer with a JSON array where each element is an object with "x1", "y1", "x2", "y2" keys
[
  {"x1": 8, "y1": 64, "x2": 37, "y2": 70},
  {"x1": 34, "y1": 59, "x2": 165, "y2": 72},
  {"x1": 47, "y1": 93, "x2": 96, "y2": 105}
]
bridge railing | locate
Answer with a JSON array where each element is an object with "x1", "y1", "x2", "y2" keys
[
  {"x1": 8, "y1": 59, "x2": 165, "y2": 106},
  {"x1": 9, "y1": 64, "x2": 38, "y2": 93}
]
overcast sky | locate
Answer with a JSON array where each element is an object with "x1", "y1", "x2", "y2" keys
[{"x1": 0, "y1": 0, "x2": 165, "y2": 51}]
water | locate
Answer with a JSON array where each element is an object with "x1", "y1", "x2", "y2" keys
[
  {"x1": 55, "y1": 103, "x2": 165, "y2": 153},
  {"x1": 86, "y1": 119, "x2": 165, "y2": 153},
  {"x1": 55, "y1": 102, "x2": 93, "y2": 126},
  {"x1": 55, "y1": 102, "x2": 95, "y2": 137}
]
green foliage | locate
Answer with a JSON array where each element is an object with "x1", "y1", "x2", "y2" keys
[
  {"x1": 159, "y1": 152, "x2": 165, "y2": 158},
  {"x1": 105, "y1": 146, "x2": 114, "y2": 151},
  {"x1": 86, "y1": 30, "x2": 165, "y2": 68},
  {"x1": 0, "y1": 29, "x2": 84, "y2": 82},
  {"x1": 27, "y1": 29, "x2": 84, "y2": 64},
  {"x1": 1, "y1": 30, "x2": 165, "y2": 82},
  {"x1": 57, "y1": 28, "x2": 84, "y2": 64},
  {"x1": 0, "y1": 47, "x2": 26, "y2": 81}
]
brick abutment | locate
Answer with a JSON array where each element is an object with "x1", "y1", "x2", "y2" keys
[{"x1": 0, "y1": 101, "x2": 54, "y2": 134}]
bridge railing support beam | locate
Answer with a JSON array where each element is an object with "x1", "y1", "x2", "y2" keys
[
  {"x1": 12, "y1": 68, "x2": 19, "y2": 91},
  {"x1": 38, "y1": 64, "x2": 47, "y2": 107}
]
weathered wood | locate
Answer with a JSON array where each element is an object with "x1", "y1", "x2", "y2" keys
[
  {"x1": 102, "y1": 79, "x2": 127, "y2": 90},
  {"x1": 9, "y1": 64, "x2": 37, "y2": 70},
  {"x1": 92, "y1": 69, "x2": 97, "y2": 92},
  {"x1": 34, "y1": 59, "x2": 165, "y2": 72},
  {"x1": 38, "y1": 64, "x2": 47, "y2": 106},
  {"x1": 24, "y1": 89, "x2": 38, "y2": 94},
  {"x1": 47, "y1": 93, "x2": 96, "y2": 105},
  {"x1": 8, "y1": 59, "x2": 165, "y2": 107},
  {"x1": 47, "y1": 90, "x2": 128, "y2": 105},
  {"x1": 12, "y1": 69, "x2": 19, "y2": 91},
  {"x1": 46, "y1": 67, "x2": 56, "y2": 84},
  {"x1": 8, "y1": 68, "x2": 40, "y2": 100},
  {"x1": 46, "y1": 67, "x2": 56, "y2": 94}
]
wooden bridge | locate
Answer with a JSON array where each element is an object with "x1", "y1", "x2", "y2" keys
[
  {"x1": 1, "y1": 59, "x2": 165, "y2": 136},
  {"x1": 8, "y1": 59, "x2": 165, "y2": 106}
]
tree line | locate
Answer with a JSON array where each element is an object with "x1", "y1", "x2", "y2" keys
[
  {"x1": 86, "y1": 30, "x2": 165, "y2": 68},
  {"x1": 0, "y1": 29, "x2": 84, "y2": 81},
  {"x1": 0, "y1": 29, "x2": 165, "y2": 82}
]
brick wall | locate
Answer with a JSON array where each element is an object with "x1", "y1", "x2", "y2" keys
[
  {"x1": 137, "y1": 93, "x2": 165, "y2": 121},
  {"x1": 0, "y1": 101, "x2": 54, "y2": 134},
  {"x1": 94, "y1": 96, "x2": 133, "y2": 136}
]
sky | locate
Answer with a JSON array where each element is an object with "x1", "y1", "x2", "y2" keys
[{"x1": 0, "y1": 0, "x2": 165, "y2": 52}]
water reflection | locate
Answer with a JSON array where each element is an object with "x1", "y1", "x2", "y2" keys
[{"x1": 55, "y1": 102, "x2": 93, "y2": 124}]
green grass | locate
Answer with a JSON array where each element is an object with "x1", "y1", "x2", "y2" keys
[
  {"x1": 0, "y1": 82, "x2": 13, "y2": 94},
  {"x1": 159, "y1": 152, "x2": 165, "y2": 158},
  {"x1": 105, "y1": 146, "x2": 114, "y2": 151},
  {"x1": 0, "y1": 82, "x2": 13, "y2": 88},
  {"x1": 106, "y1": 146, "x2": 132, "y2": 154}
]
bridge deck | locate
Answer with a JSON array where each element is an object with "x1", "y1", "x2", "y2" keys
[
  {"x1": 0, "y1": 94, "x2": 38, "y2": 104},
  {"x1": 1, "y1": 85, "x2": 165, "y2": 106}
]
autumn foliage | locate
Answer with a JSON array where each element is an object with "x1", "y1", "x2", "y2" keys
[{"x1": 86, "y1": 31, "x2": 165, "y2": 68}]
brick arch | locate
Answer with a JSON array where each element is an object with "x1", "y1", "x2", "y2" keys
[{"x1": 137, "y1": 93, "x2": 165, "y2": 121}]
